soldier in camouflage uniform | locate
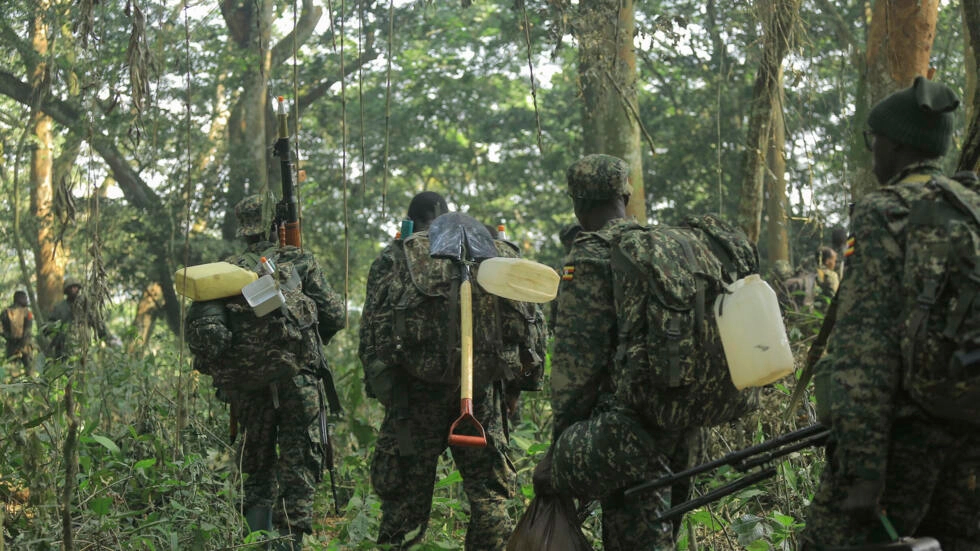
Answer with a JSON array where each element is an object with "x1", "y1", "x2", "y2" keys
[
  {"x1": 532, "y1": 154, "x2": 695, "y2": 550},
  {"x1": 45, "y1": 277, "x2": 111, "y2": 360},
  {"x1": 802, "y1": 78, "x2": 980, "y2": 550},
  {"x1": 358, "y1": 191, "x2": 516, "y2": 550},
  {"x1": 2, "y1": 290, "x2": 33, "y2": 374},
  {"x1": 189, "y1": 195, "x2": 346, "y2": 548}
]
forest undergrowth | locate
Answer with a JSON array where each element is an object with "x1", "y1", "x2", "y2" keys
[{"x1": 0, "y1": 304, "x2": 828, "y2": 550}]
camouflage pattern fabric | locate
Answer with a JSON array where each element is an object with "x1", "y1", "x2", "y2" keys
[
  {"x1": 802, "y1": 162, "x2": 980, "y2": 549},
  {"x1": 45, "y1": 292, "x2": 108, "y2": 360},
  {"x1": 185, "y1": 239, "x2": 345, "y2": 540},
  {"x1": 548, "y1": 218, "x2": 695, "y2": 550},
  {"x1": 370, "y1": 378, "x2": 514, "y2": 550},
  {"x1": 237, "y1": 372, "x2": 322, "y2": 538},
  {"x1": 607, "y1": 215, "x2": 759, "y2": 431},
  {"x1": 363, "y1": 231, "x2": 532, "y2": 387},
  {"x1": 235, "y1": 194, "x2": 268, "y2": 238},
  {"x1": 359, "y1": 235, "x2": 520, "y2": 549},
  {"x1": 566, "y1": 154, "x2": 633, "y2": 199}
]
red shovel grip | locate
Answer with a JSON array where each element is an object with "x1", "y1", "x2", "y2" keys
[{"x1": 448, "y1": 398, "x2": 487, "y2": 448}]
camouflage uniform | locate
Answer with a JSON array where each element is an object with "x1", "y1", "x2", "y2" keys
[
  {"x1": 359, "y1": 233, "x2": 516, "y2": 551},
  {"x1": 546, "y1": 155, "x2": 693, "y2": 550},
  {"x1": 802, "y1": 162, "x2": 980, "y2": 550},
  {"x1": 45, "y1": 278, "x2": 108, "y2": 360},
  {"x1": 191, "y1": 196, "x2": 346, "y2": 541}
]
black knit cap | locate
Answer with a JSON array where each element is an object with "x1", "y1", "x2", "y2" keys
[{"x1": 867, "y1": 76, "x2": 959, "y2": 157}]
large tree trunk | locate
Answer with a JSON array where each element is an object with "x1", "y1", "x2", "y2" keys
[
  {"x1": 737, "y1": 0, "x2": 800, "y2": 243},
  {"x1": 854, "y1": 0, "x2": 939, "y2": 198},
  {"x1": 28, "y1": 2, "x2": 64, "y2": 315},
  {"x1": 959, "y1": 0, "x2": 980, "y2": 173},
  {"x1": 576, "y1": 0, "x2": 645, "y2": 222},
  {"x1": 765, "y1": 89, "x2": 790, "y2": 267}
]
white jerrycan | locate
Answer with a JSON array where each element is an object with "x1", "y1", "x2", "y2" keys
[{"x1": 713, "y1": 274, "x2": 794, "y2": 389}]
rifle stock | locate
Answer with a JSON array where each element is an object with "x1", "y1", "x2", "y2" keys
[{"x1": 625, "y1": 424, "x2": 829, "y2": 524}]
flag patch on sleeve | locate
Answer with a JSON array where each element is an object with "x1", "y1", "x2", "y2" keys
[
  {"x1": 844, "y1": 236, "x2": 855, "y2": 257},
  {"x1": 562, "y1": 265, "x2": 575, "y2": 281}
]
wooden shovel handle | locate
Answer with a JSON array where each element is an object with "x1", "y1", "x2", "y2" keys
[{"x1": 449, "y1": 279, "x2": 487, "y2": 448}]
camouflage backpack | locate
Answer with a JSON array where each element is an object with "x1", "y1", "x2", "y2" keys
[
  {"x1": 607, "y1": 214, "x2": 760, "y2": 431},
  {"x1": 373, "y1": 232, "x2": 546, "y2": 386},
  {"x1": 887, "y1": 173, "x2": 980, "y2": 424},
  {"x1": 185, "y1": 245, "x2": 319, "y2": 392}
]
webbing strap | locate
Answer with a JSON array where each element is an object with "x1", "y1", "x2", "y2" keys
[
  {"x1": 935, "y1": 178, "x2": 980, "y2": 227},
  {"x1": 676, "y1": 236, "x2": 705, "y2": 335},
  {"x1": 666, "y1": 316, "x2": 682, "y2": 386},
  {"x1": 945, "y1": 269, "x2": 979, "y2": 339}
]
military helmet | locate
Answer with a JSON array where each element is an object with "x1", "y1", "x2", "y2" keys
[
  {"x1": 63, "y1": 277, "x2": 82, "y2": 293},
  {"x1": 566, "y1": 154, "x2": 633, "y2": 200},
  {"x1": 235, "y1": 195, "x2": 266, "y2": 238}
]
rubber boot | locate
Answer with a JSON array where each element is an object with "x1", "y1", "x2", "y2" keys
[{"x1": 244, "y1": 506, "x2": 273, "y2": 549}]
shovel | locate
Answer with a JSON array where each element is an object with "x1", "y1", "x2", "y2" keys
[{"x1": 429, "y1": 213, "x2": 499, "y2": 448}]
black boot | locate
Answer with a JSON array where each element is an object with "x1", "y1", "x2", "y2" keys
[{"x1": 244, "y1": 506, "x2": 273, "y2": 549}]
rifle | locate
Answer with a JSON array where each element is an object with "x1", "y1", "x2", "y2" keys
[
  {"x1": 624, "y1": 424, "x2": 829, "y2": 524},
  {"x1": 272, "y1": 95, "x2": 302, "y2": 249},
  {"x1": 273, "y1": 95, "x2": 343, "y2": 513}
]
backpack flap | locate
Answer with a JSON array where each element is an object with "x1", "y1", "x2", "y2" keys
[{"x1": 898, "y1": 177, "x2": 980, "y2": 425}]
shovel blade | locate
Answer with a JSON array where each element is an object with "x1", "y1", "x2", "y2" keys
[
  {"x1": 429, "y1": 212, "x2": 498, "y2": 262},
  {"x1": 476, "y1": 257, "x2": 560, "y2": 303}
]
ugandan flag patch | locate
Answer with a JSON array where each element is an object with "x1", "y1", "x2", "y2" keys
[
  {"x1": 844, "y1": 236, "x2": 855, "y2": 257},
  {"x1": 562, "y1": 265, "x2": 575, "y2": 281}
]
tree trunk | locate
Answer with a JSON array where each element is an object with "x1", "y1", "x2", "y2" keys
[
  {"x1": 29, "y1": 1, "x2": 64, "y2": 315},
  {"x1": 576, "y1": 0, "x2": 645, "y2": 222},
  {"x1": 132, "y1": 283, "x2": 164, "y2": 355},
  {"x1": 737, "y1": 0, "x2": 800, "y2": 244},
  {"x1": 855, "y1": 0, "x2": 940, "y2": 198},
  {"x1": 959, "y1": 0, "x2": 980, "y2": 173},
  {"x1": 765, "y1": 89, "x2": 790, "y2": 267}
]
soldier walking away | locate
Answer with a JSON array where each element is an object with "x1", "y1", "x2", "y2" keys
[
  {"x1": 359, "y1": 191, "x2": 542, "y2": 550},
  {"x1": 184, "y1": 195, "x2": 346, "y2": 549},
  {"x1": 2, "y1": 290, "x2": 33, "y2": 375},
  {"x1": 802, "y1": 77, "x2": 980, "y2": 550}
]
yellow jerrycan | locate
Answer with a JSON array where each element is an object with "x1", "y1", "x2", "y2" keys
[
  {"x1": 174, "y1": 262, "x2": 258, "y2": 301},
  {"x1": 713, "y1": 274, "x2": 794, "y2": 389}
]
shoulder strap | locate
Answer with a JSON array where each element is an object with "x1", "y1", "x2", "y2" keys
[{"x1": 933, "y1": 177, "x2": 980, "y2": 227}]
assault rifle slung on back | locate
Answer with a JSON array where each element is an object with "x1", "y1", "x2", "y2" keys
[{"x1": 625, "y1": 423, "x2": 829, "y2": 524}]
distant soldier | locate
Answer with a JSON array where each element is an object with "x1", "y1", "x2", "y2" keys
[
  {"x1": 815, "y1": 246, "x2": 839, "y2": 302},
  {"x1": 802, "y1": 77, "x2": 980, "y2": 549},
  {"x1": 2, "y1": 290, "x2": 33, "y2": 375},
  {"x1": 45, "y1": 277, "x2": 111, "y2": 360},
  {"x1": 184, "y1": 195, "x2": 346, "y2": 548}
]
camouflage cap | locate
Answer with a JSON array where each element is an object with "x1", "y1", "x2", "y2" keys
[
  {"x1": 235, "y1": 195, "x2": 266, "y2": 238},
  {"x1": 63, "y1": 277, "x2": 82, "y2": 293},
  {"x1": 566, "y1": 154, "x2": 632, "y2": 200}
]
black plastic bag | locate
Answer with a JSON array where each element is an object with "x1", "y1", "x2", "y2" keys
[{"x1": 506, "y1": 495, "x2": 593, "y2": 551}]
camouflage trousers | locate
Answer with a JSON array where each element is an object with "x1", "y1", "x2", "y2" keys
[
  {"x1": 802, "y1": 416, "x2": 980, "y2": 551},
  {"x1": 5, "y1": 340, "x2": 32, "y2": 376},
  {"x1": 237, "y1": 372, "x2": 322, "y2": 537},
  {"x1": 370, "y1": 374, "x2": 515, "y2": 550},
  {"x1": 551, "y1": 406, "x2": 695, "y2": 551}
]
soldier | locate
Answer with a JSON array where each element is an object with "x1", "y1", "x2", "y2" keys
[
  {"x1": 2, "y1": 290, "x2": 33, "y2": 375},
  {"x1": 802, "y1": 78, "x2": 980, "y2": 549},
  {"x1": 45, "y1": 277, "x2": 112, "y2": 360},
  {"x1": 532, "y1": 154, "x2": 695, "y2": 550},
  {"x1": 815, "y1": 246, "x2": 839, "y2": 302},
  {"x1": 359, "y1": 191, "x2": 517, "y2": 550},
  {"x1": 186, "y1": 195, "x2": 346, "y2": 549}
]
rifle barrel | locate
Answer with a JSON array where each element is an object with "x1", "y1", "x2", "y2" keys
[
  {"x1": 651, "y1": 467, "x2": 777, "y2": 524},
  {"x1": 624, "y1": 424, "x2": 827, "y2": 497}
]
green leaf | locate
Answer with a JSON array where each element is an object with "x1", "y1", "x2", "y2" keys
[
  {"x1": 89, "y1": 496, "x2": 113, "y2": 516},
  {"x1": 134, "y1": 458, "x2": 156, "y2": 470},
  {"x1": 770, "y1": 512, "x2": 796, "y2": 527},
  {"x1": 434, "y1": 470, "x2": 462, "y2": 489},
  {"x1": 88, "y1": 434, "x2": 121, "y2": 455},
  {"x1": 746, "y1": 540, "x2": 770, "y2": 551}
]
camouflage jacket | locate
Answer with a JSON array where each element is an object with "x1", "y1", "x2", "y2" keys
[
  {"x1": 550, "y1": 219, "x2": 631, "y2": 440},
  {"x1": 358, "y1": 240, "x2": 399, "y2": 400},
  {"x1": 823, "y1": 161, "x2": 952, "y2": 482},
  {"x1": 227, "y1": 240, "x2": 346, "y2": 342}
]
